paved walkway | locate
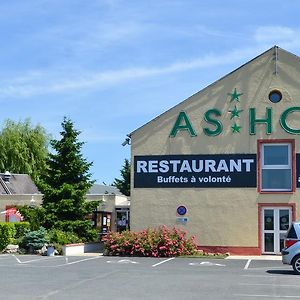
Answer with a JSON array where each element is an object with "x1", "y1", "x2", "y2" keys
[{"x1": 226, "y1": 255, "x2": 282, "y2": 260}]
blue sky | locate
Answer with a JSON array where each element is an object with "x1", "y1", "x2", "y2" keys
[{"x1": 1, "y1": 0, "x2": 300, "y2": 184}]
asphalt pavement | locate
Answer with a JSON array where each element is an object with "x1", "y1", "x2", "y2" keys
[{"x1": 0, "y1": 254, "x2": 298, "y2": 300}]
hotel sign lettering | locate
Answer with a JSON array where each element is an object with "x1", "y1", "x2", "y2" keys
[
  {"x1": 134, "y1": 154, "x2": 257, "y2": 188},
  {"x1": 170, "y1": 107, "x2": 300, "y2": 137},
  {"x1": 169, "y1": 89, "x2": 300, "y2": 137}
]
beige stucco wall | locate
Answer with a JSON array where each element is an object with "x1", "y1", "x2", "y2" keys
[
  {"x1": 0, "y1": 194, "x2": 43, "y2": 222},
  {"x1": 130, "y1": 47, "x2": 300, "y2": 250}
]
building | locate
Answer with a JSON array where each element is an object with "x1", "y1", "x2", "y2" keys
[
  {"x1": 87, "y1": 184, "x2": 130, "y2": 235},
  {"x1": 0, "y1": 172, "x2": 130, "y2": 233},
  {"x1": 0, "y1": 171, "x2": 42, "y2": 221},
  {"x1": 130, "y1": 46, "x2": 300, "y2": 255}
]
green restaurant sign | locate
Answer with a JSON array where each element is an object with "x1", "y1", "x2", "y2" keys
[{"x1": 169, "y1": 87, "x2": 300, "y2": 137}]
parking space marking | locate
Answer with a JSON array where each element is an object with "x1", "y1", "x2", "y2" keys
[
  {"x1": 107, "y1": 259, "x2": 139, "y2": 264},
  {"x1": 189, "y1": 261, "x2": 226, "y2": 267},
  {"x1": 12, "y1": 254, "x2": 22, "y2": 264},
  {"x1": 55, "y1": 256, "x2": 101, "y2": 267},
  {"x1": 152, "y1": 257, "x2": 175, "y2": 267},
  {"x1": 13, "y1": 255, "x2": 62, "y2": 264},
  {"x1": 244, "y1": 259, "x2": 252, "y2": 270},
  {"x1": 11, "y1": 255, "x2": 102, "y2": 268}
]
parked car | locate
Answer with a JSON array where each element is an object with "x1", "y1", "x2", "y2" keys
[{"x1": 282, "y1": 222, "x2": 300, "y2": 274}]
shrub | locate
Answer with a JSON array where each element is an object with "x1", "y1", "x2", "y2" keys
[
  {"x1": 48, "y1": 229, "x2": 82, "y2": 245},
  {"x1": 21, "y1": 227, "x2": 49, "y2": 251},
  {"x1": 103, "y1": 225, "x2": 198, "y2": 257},
  {"x1": 16, "y1": 206, "x2": 46, "y2": 231},
  {"x1": 14, "y1": 222, "x2": 30, "y2": 239},
  {"x1": 0, "y1": 223, "x2": 16, "y2": 250},
  {"x1": 55, "y1": 220, "x2": 98, "y2": 242}
]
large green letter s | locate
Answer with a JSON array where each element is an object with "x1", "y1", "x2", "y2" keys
[{"x1": 203, "y1": 109, "x2": 223, "y2": 136}]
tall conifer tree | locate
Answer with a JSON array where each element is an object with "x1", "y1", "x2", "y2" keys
[
  {"x1": 40, "y1": 117, "x2": 98, "y2": 232},
  {"x1": 113, "y1": 158, "x2": 130, "y2": 196}
]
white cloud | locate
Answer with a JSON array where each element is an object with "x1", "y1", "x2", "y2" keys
[
  {"x1": 0, "y1": 46, "x2": 265, "y2": 98},
  {"x1": 254, "y1": 26, "x2": 299, "y2": 45}
]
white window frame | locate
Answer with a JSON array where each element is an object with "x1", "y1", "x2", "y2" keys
[{"x1": 261, "y1": 143, "x2": 292, "y2": 192}]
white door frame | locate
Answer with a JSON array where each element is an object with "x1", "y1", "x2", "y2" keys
[{"x1": 261, "y1": 207, "x2": 292, "y2": 254}]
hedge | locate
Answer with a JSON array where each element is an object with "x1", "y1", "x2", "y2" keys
[{"x1": 0, "y1": 222, "x2": 30, "y2": 250}]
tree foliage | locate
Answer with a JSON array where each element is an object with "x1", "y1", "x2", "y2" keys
[
  {"x1": 17, "y1": 205, "x2": 46, "y2": 231},
  {"x1": 113, "y1": 158, "x2": 130, "y2": 196},
  {"x1": 39, "y1": 117, "x2": 99, "y2": 237},
  {"x1": 0, "y1": 119, "x2": 49, "y2": 182}
]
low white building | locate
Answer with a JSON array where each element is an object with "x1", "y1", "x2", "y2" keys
[{"x1": 87, "y1": 184, "x2": 130, "y2": 234}]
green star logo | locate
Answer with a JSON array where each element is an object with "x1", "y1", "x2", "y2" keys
[
  {"x1": 229, "y1": 105, "x2": 243, "y2": 119},
  {"x1": 231, "y1": 123, "x2": 242, "y2": 133},
  {"x1": 228, "y1": 88, "x2": 243, "y2": 102}
]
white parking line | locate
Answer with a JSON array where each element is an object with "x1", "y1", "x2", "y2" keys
[
  {"x1": 12, "y1": 254, "x2": 22, "y2": 264},
  {"x1": 55, "y1": 256, "x2": 101, "y2": 267},
  {"x1": 11, "y1": 255, "x2": 101, "y2": 267},
  {"x1": 12, "y1": 254, "x2": 63, "y2": 264},
  {"x1": 244, "y1": 259, "x2": 252, "y2": 270},
  {"x1": 152, "y1": 257, "x2": 175, "y2": 267}
]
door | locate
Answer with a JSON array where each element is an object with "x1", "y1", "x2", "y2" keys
[
  {"x1": 262, "y1": 207, "x2": 292, "y2": 254},
  {"x1": 94, "y1": 211, "x2": 112, "y2": 234},
  {"x1": 100, "y1": 212, "x2": 111, "y2": 234},
  {"x1": 116, "y1": 208, "x2": 130, "y2": 232}
]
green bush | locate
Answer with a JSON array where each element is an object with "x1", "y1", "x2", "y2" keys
[
  {"x1": 103, "y1": 225, "x2": 198, "y2": 257},
  {"x1": 14, "y1": 222, "x2": 30, "y2": 239},
  {"x1": 0, "y1": 223, "x2": 16, "y2": 250},
  {"x1": 16, "y1": 206, "x2": 46, "y2": 231},
  {"x1": 21, "y1": 227, "x2": 49, "y2": 251},
  {"x1": 55, "y1": 220, "x2": 98, "y2": 242},
  {"x1": 48, "y1": 229, "x2": 82, "y2": 245}
]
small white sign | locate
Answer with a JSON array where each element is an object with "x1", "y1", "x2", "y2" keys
[{"x1": 176, "y1": 217, "x2": 188, "y2": 224}]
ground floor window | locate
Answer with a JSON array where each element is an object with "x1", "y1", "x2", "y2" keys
[{"x1": 116, "y1": 208, "x2": 130, "y2": 232}]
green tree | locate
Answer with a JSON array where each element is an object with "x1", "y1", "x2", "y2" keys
[
  {"x1": 113, "y1": 158, "x2": 130, "y2": 196},
  {"x1": 0, "y1": 119, "x2": 49, "y2": 182},
  {"x1": 39, "y1": 117, "x2": 99, "y2": 240}
]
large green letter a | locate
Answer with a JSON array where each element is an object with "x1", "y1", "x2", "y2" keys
[{"x1": 170, "y1": 111, "x2": 197, "y2": 137}]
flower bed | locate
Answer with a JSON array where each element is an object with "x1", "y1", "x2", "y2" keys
[{"x1": 102, "y1": 225, "x2": 198, "y2": 257}]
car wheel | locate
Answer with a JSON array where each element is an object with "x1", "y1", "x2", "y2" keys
[{"x1": 292, "y1": 255, "x2": 300, "y2": 275}]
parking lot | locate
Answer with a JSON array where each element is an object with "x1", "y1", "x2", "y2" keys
[{"x1": 0, "y1": 254, "x2": 299, "y2": 299}]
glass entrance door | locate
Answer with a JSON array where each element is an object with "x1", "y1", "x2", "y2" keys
[
  {"x1": 262, "y1": 207, "x2": 291, "y2": 254},
  {"x1": 116, "y1": 208, "x2": 130, "y2": 232}
]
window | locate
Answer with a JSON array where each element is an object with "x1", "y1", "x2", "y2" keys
[
  {"x1": 258, "y1": 140, "x2": 294, "y2": 192},
  {"x1": 269, "y1": 90, "x2": 282, "y2": 103}
]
